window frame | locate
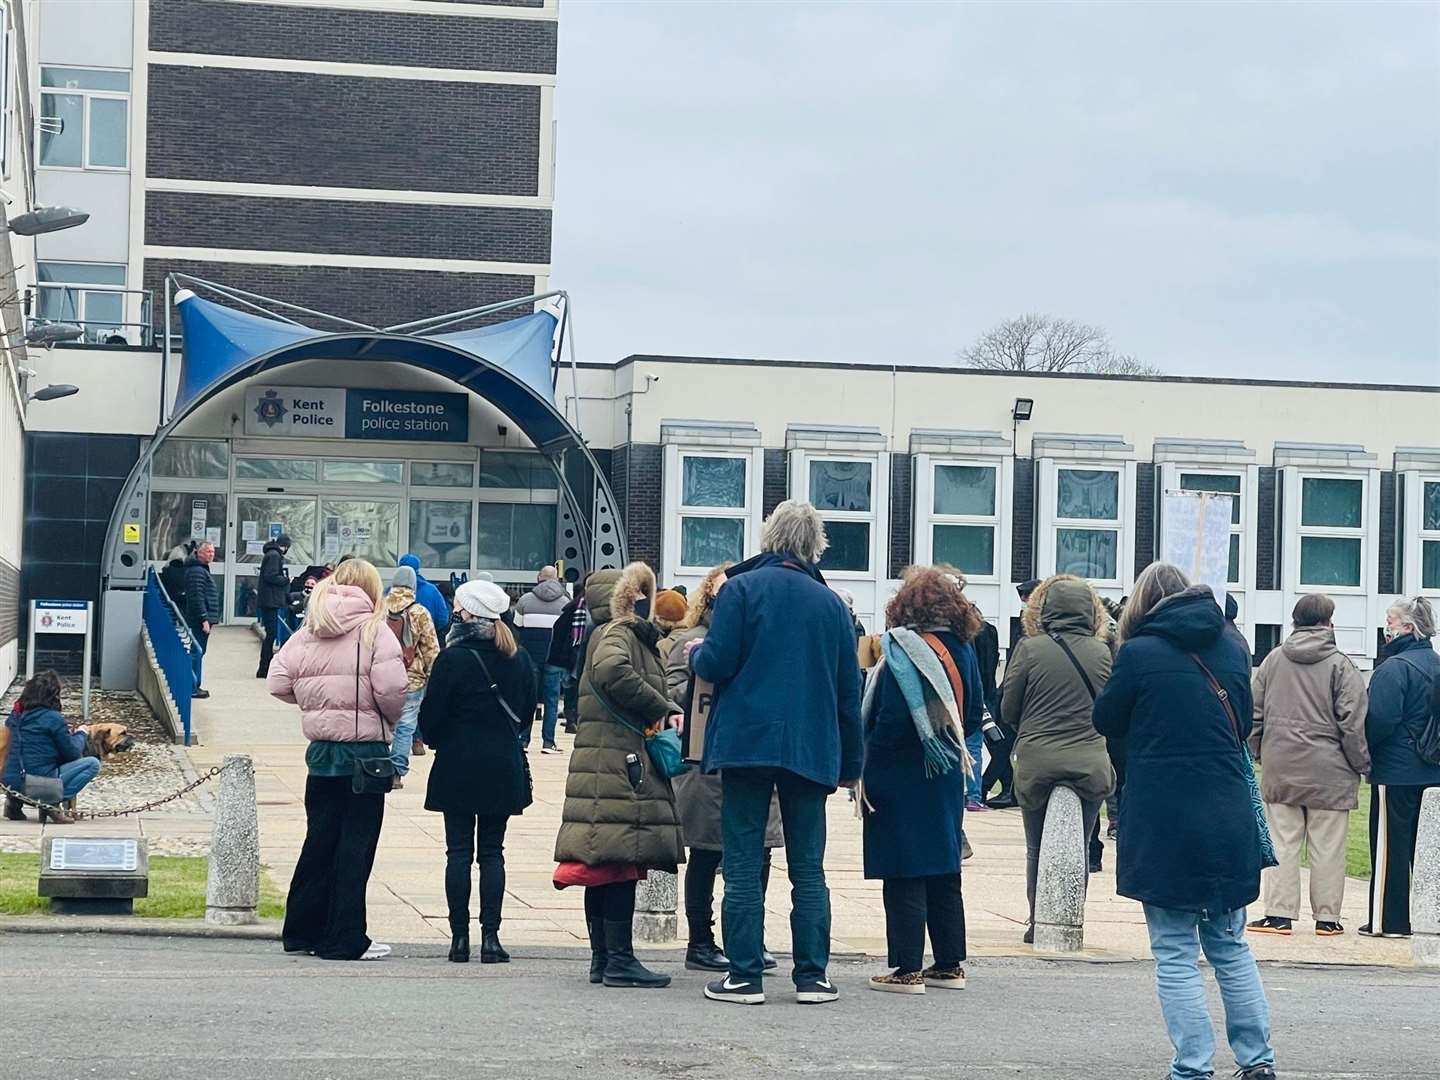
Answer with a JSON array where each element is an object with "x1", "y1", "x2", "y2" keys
[
  {"x1": 675, "y1": 449, "x2": 752, "y2": 574},
  {"x1": 37, "y1": 66, "x2": 131, "y2": 172},
  {"x1": 1294, "y1": 470, "x2": 1367, "y2": 593},
  {"x1": 927, "y1": 458, "x2": 1001, "y2": 582},
  {"x1": 806, "y1": 454, "x2": 877, "y2": 576},
  {"x1": 1051, "y1": 464, "x2": 1125, "y2": 586},
  {"x1": 35, "y1": 261, "x2": 129, "y2": 344},
  {"x1": 1418, "y1": 474, "x2": 1440, "y2": 596}
]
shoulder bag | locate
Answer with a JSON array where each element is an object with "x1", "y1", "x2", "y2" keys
[
  {"x1": 13, "y1": 718, "x2": 64, "y2": 806},
  {"x1": 462, "y1": 648, "x2": 534, "y2": 809},
  {"x1": 351, "y1": 637, "x2": 396, "y2": 796},
  {"x1": 1189, "y1": 652, "x2": 1278, "y2": 869}
]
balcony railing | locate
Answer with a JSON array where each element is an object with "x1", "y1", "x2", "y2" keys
[{"x1": 28, "y1": 285, "x2": 155, "y2": 348}]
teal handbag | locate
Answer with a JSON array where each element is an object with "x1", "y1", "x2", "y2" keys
[{"x1": 590, "y1": 684, "x2": 691, "y2": 780}]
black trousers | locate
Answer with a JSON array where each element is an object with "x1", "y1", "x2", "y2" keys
[
  {"x1": 584, "y1": 878, "x2": 638, "y2": 923},
  {"x1": 443, "y1": 813, "x2": 509, "y2": 931},
  {"x1": 283, "y1": 775, "x2": 385, "y2": 960},
  {"x1": 683, "y1": 847, "x2": 772, "y2": 944},
  {"x1": 981, "y1": 729, "x2": 1014, "y2": 797},
  {"x1": 1369, "y1": 783, "x2": 1433, "y2": 935},
  {"x1": 881, "y1": 873, "x2": 967, "y2": 972},
  {"x1": 257, "y1": 606, "x2": 281, "y2": 677}
]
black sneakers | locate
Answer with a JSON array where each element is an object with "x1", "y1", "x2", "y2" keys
[
  {"x1": 1246, "y1": 916, "x2": 1293, "y2": 936},
  {"x1": 795, "y1": 978, "x2": 839, "y2": 1004},
  {"x1": 1315, "y1": 921, "x2": 1344, "y2": 937},
  {"x1": 1235, "y1": 1064, "x2": 1276, "y2": 1080},
  {"x1": 704, "y1": 976, "x2": 765, "y2": 1005}
]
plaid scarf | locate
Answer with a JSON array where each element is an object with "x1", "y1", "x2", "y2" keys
[{"x1": 570, "y1": 595, "x2": 589, "y2": 649}]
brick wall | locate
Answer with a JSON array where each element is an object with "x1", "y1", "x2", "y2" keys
[
  {"x1": 148, "y1": 66, "x2": 541, "y2": 196},
  {"x1": 146, "y1": 193, "x2": 551, "y2": 265},
  {"x1": 1379, "y1": 471, "x2": 1397, "y2": 595},
  {"x1": 151, "y1": 0, "x2": 557, "y2": 73},
  {"x1": 889, "y1": 452, "x2": 912, "y2": 577},
  {"x1": 1011, "y1": 457, "x2": 1035, "y2": 583},
  {"x1": 144, "y1": 259, "x2": 535, "y2": 334},
  {"x1": 1134, "y1": 464, "x2": 1156, "y2": 577},
  {"x1": 610, "y1": 444, "x2": 662, "y2": 576},
  {"x1": 762, "y1": 449, "x2": 787, "y2": 518},
  {"x1": 1257, "y1": 467, "x2": 1278, "y2": 591}
]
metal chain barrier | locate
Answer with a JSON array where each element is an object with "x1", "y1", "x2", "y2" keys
[{"x1": 0, "y1": 760, "x2": 232, "y2": 820}]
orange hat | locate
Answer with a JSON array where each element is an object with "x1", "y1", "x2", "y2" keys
[{"x1": 653, "y1": 589, "x2": 688, "y2": 625}]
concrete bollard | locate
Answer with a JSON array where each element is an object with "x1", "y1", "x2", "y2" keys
[
  {"x1": 206, "y1": 754, "x2": 260, "y2": 926},
  {"x1": 1034, "y1": 784, "x2": 1087, "y2": 953},
  {"x1": 1412, "y1": 788, "x2": 1440, "y2": 968},
  {"x1": 633, "y1": 869, "x2": 679, "y2": 943}
]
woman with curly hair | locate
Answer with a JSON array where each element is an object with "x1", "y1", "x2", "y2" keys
[{"x1": 860, "y1": 565, "x2": 984, "y2": 994}]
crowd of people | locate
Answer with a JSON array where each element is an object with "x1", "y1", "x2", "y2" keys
[{"x1": 130, "y1": 493, "x2": 1433, "y2": 1080}]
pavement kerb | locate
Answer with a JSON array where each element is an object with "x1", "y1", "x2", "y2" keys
[{"x1": 0, "y1": 916, "x2": 281, "y2": 940}]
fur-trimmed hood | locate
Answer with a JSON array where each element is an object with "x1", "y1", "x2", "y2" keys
[
  {"x1": 586, "y1": 561, "x2": 656, "y2": 627},
  {"x1": 1021, "y1": 575, "x2": 1112, "y2": 640},
  {"x1": 678, "y1": 563, "x2": 731, "y2": 631}
]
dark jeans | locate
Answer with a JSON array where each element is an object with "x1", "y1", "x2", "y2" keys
[
  {"x1": 1023, "y1": 795, "x2": 1101, "y2": 926},
  {"x1": 257, "y1": 606, "x2": 280, "y2": 677},
  {"x1": 443, "y1": 813, "x2": 509, "y2": 931},
  {"x1": 189, "y1": 627, "x2": 209, "y2": 690},
  {"x1": 882, "y1": 873, "x2": 967, "y2": 972},
  {"x1": 584, "y1": 878, "x2": 638, "y2": 922},
  {"x1": 683, "y1": 846, "x2": 772, "y2": 944},
  {"x1": 563, "y1": 677, "x2": 580, "y2": 731},
  {"x1": 721, "y1": 767, "x2": 830, "y2": 985},
  {"x1": 1369, "y1": 783, "x2": 1433, "y2": 935},
  {"x1": 283, "y1": 775, "x2": 385, "y2": 960}
]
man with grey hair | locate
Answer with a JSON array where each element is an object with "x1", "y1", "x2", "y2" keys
[{"x1": 688, "y1": 499, "x2": 863, "y2": 1006}]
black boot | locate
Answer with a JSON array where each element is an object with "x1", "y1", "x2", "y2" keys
[
  {"x1": 602, "y1": 920, "x2": 670, "y2": 988},
  {"x1": 587, "y1": 918, "x2": 607, "y2": 984},
  {"x1": 448, "y1": 929, "x2": 470, "y2": 963},
  {"x1": 3, "y1": 796, "x2": 26, "y2": 821},
  {"x1": 480, "y1": 928, "x2": 510, "y2": 964},
  {"x1": 685, "y1": 941, "x2": 729, "y2": 972}
]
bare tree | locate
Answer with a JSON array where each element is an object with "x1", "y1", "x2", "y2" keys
[{"x1": 959, "y1": 314, "x2": 1161, "y2": 375}]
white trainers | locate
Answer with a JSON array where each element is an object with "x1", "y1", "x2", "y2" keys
[{"x1": 360, "y1": 942, "x2": 392, "y2": 961}]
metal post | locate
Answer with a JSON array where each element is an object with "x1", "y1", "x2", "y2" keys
[
  {"x1": 25, "y1": 600, "x2": 34, "y2": 680},
  {"x1": 81, "y1": 601, "x2": 93, "y2": 722}
]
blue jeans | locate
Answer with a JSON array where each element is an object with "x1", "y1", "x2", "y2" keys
[
  {"x1": 540, "y1": 664, "x2": 565, "y2": 746},
  {"x1": 59, "y1": 757, "x2": 101, "y2": 799},
  {"x1": 390, "y1": 688, "x2": 425, "y2": 776},
  {"x1": 190, "y1": 628, "x2": 209, "y2": 690},
  {"x1": 1143, "y1": 904, "x2": 1275, "y2": 1079},
  {"x1": 965, "y1": 729, "x2": 983, "y2": 802},
  {"x1": 721, "y1": 767, "x2": 831, "y2": 986}
]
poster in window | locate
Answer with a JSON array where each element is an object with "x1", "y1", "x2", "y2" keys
[
  {"x1": 424, "y1": 502, "x2": 469, "y2": 546},
  {"x1": 1162, "y1": 491, "x2": 1233, "y2": 608}
]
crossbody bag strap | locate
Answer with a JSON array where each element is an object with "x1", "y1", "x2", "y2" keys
[
  {"x1": 918, "y1": 632, "x2": 966, "y2": 720},
  {"x1": 1049, "y1": 633, "x2": 1099, "y2": 701},
  {"x1": 1189, "y1": 652, "x2": 1241, "y2": 746},
  {"x1": 463, "y1": 648, "x2": 525, "y2": 730}
]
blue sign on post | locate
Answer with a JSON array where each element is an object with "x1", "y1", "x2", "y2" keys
[{"x1": 345, "y1": 389, "x2": 469, "y2": 443}]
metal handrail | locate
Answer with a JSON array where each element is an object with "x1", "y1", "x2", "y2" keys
[
  {"x1": 30, "y1": 285, "x2": 155, "y2": 346},
  {"x1": 152, "y1": 565, "x2": 194, "y2": 651}
]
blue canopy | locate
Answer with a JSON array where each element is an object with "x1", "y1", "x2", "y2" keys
[{"x1": 173, "y1": 292, "x2": 560, "y2": 414}]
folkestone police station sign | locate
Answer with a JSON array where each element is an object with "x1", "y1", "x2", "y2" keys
[{"x1": 243, "y1": 385, "x2": 469, "y2": 442}]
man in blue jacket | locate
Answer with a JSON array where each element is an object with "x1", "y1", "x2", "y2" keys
[
  {"x1": 183, "y1": 542, "x2": 221, "y2": 700},
  {"x1": 689, "y1": 500, "x2": 863, "y2": 1007},
  {"x1": 397, "y1": 553, "x2": 450, "y2": 637}
]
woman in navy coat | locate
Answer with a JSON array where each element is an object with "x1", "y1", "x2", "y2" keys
[
  {"x1": 1092, "y1": 563, "x2": 1275, "y2": 1080},
  {"x1": 862, "y1": 566, "x2": 983, "y2": 994}
]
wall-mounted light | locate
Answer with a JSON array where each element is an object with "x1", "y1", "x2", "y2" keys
[
  {"x1": 6, "y1": 205, "x2": 90, "y2": 236},
  {"x1": 27, "y1": 383, "x2": 79, "y2": 403},
  {"x1": 1012, "y1": 397, "x2": 1035, "y2": 422},
  {"x1": 25, "y1": 321, "x2": 84, "y2": 346}
]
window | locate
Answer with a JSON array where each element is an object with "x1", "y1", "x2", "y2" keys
[
  {"x1": 322, "y1": 499, "x2": 400, "y2": 565},
  {"x1": 152, "y1": 439, "x2": 229, "y2": 480},
  {"x1": 1422, "y1": 480, "x2": 1440, "y2": 591},
  {"x1": 38, "y1": 66, "x2": 130, "y2": 170},
  {"x1": 412, "y1": 461, "x2": 475, "y2": 488},
  {"x1": 810, "y1": 458, "x2": 873, "y2": 572},
  {"x1": 409, "y1": 500, "x2": 472, "y2": 571},
  {"x1": 147, "y1": 492, "x2": 225, "y2": 561},
  {"x1": 477, "y1": 503, "x2": 556, "y2": 570},
  {"x1": 1055, "y1": 468, "x2": 1121, "y2": 580},
  {"x1": 235, "y1": 457, "x2": 318, "y2": 482},
  {"x1": 1298, "y1": 476, "x2": 1364, "y2": 587},
  {"x1": 322, "y1": 460, "x2": 403, "y2": 484},
  {"x1": 931, "y1": 463, "x2": 999, "y2": 577},
  {"x1": 479, "y1": 451, "x2": 556, "y2": 490},
  {"x1": 1180, "y1": 472, "x2": 1243, "y2": 584},
  {"x1": 236, "y1": 496, "x2": 316, "y2": 565},
  {"x1": 36, "y1": 262, "x2": 127, "y2": 344},
  {"x1": 678, "y1": 453, "x2": 748, "y2": 568}
]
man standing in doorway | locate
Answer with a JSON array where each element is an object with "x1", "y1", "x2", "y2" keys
[
  {"x1": 256, "y1": 534, "x2": 292, "y2": 679},
  {"x1": 515, "y1": 564, "x2": 570, "y2": 753},
  {"x1": 184, "y1": 541, "x2": 221, "y2": 699}
]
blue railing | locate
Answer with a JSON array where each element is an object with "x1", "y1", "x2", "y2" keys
[{"x1": 144, "y1": 568, "x2": 194, "y2": 744}]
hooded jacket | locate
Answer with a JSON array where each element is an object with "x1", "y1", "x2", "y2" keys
[
  {"x1": 383, "y1": 586, "x2": 440, "y2": 691},
  {"x1": 1365, "y1": 634, "x2": 1440, "y2": 786},
  {"x1": 267, "y1": 584, "x2": 408, "y2": 745},
  {"x1": 1000, "y1": 576, "x2": 1116, "y2": 812},
  {"x1": 553, "y1": 564, "x2": 685, "y2": 871},
  {"x1": 1094, "y1": 586, "x2": 1260, "y2": 916},
  {"x1": 257, "y1": 542, "x2": 291, "y2": 610},
  {"x1": 397, "y1": 554, "x2": 450, "y2": 635},
  {"x1": 515, "y1": 577, "x2": 569, "y2": 620},
  {"x1": 690, "y1": 551, "x2": 864, "y2": 790},
  {"x1": 1249, "y1": 625, "x2": 1369, "y2": 810}
]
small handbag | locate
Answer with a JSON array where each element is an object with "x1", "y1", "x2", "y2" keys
[
  {"x1": 351, "y1": 638, "x2": 396, "y2": 797},
  {"x1": 1189, "y1": 653, "x2": 1278, "y2": 870},
  {"x1": 464, "y1": 648, "x2": 535, "y2": 810},
  {"x1": 591, "y1": 682, "x2": 689, "y2": 781},
  {"x1": 13, "y1": 719, "x2": 65, "y2": 806}
]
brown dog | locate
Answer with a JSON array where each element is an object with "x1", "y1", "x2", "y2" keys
[{"x1": 83, "y1": 723, "x2": 135, "y2": 762}]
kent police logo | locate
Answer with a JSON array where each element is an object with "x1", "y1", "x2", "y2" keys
[{"x1": 254, "y1": 390, "x2": 287, "y2": 429}]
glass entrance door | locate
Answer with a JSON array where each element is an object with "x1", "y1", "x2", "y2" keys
[{"x1": 229, "y1": 494, "x2": 319, "y2": 622}]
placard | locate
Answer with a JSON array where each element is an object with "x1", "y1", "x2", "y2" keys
[
  {"x1": 1162, "y1": 491, "x2": 1233, "y2": 608},
  {"x1": 685, "y1": 677, "x2": 714, "y2": 764},
  {"x1": 34, "y1": 600, "x2": 88, "y2": 635},
  {"x1": 241, "y1": 521, "x2": 259, "y2": 541},
  {"x1": 269, "y1": 523, "x2": 284, "y2": 541},
  {"x1": 190, "y1": 516, "x2": 206, "y2": 540},
  {"x1": 50, "y1": 838, "x2": 138, "y2": 872},
  {"x1": 245, "y1": 385, "x2": 468, "y2": 442},
  {"x1": 123, "y1": 522, "x2": 140, "y2": 544},
  {"x1": 246, "y1": 541, "x2": 266, "y2": 556},
  {"x1": 205, "y1": 527, "x2": 222, "y2": 546}
]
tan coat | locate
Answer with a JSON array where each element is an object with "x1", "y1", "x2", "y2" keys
[
  {"x1": 383, "y1": 586, "x2": 440, "y2": 692},
  {"x1": 1249, "y1": 626, "x2": 1369, "y2": 811}
]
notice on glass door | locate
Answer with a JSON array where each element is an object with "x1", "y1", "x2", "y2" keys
[{"x1": 241, "y1": 521, "x2": 259, "y2": 542}]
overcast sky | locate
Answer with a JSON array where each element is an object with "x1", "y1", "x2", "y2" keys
[{"x1": 551, "y1": 1, "x2": 1440, "y2": 384}]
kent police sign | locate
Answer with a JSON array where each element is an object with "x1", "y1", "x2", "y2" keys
[{"x1": 245, "y1": 386, "x2": 468, "y2": 443}]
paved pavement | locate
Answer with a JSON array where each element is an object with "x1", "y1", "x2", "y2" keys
[
  {"x1": 4, "y1": 626, "x2": 1414, "y2": 969},
  {"x1": 3, "y1": 935, "x2": 1435, "y2": 1080}
]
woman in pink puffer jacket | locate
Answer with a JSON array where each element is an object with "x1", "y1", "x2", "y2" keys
[{"x1": 268, "y1": 558, "x2": 407, "y2": 961}]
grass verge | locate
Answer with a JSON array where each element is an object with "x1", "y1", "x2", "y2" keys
[{"x1": 0, "y1": 853, "x2": 285, "y2": 918}]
